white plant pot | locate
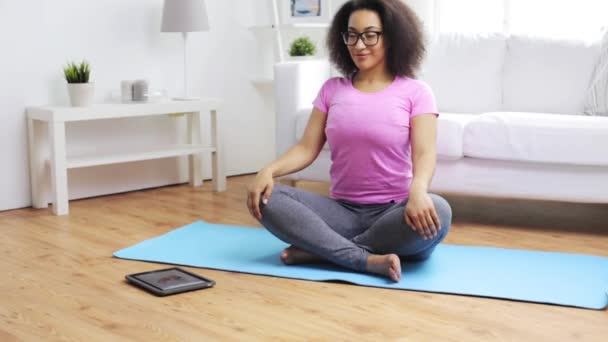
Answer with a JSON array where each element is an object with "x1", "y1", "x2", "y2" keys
[
  {"x1": 67, "y1": 83, "x2": 95, "y2": 107},
  {"x1": 288, "y1": 55, "x2": 317, "y2": 61}
]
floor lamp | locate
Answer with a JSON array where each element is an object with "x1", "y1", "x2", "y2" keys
[{"x1": 161, "y1": 0, "x2": 209, "y2": 100}]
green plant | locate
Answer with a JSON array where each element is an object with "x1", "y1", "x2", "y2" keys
[
  {"x1": 289, "y1": 36, "x2": 316, "y2": 57},
  {"x1": 63, "y1": 60, "x2": 91, "y2": 83}
]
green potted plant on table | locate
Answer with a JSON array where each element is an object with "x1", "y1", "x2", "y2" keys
[
  {"x1": 63, "y1": 60, "x2": 93, "y2": 107},
  {"x1": 289, "y1": 36, "x2": 317, "y2": 60}
]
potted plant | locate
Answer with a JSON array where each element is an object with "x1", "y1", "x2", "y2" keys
[
  {"x1": 63, "y1": 60, "x2": 94, "y2": 107},
  {"x1": 289, "y1": 36, "x2": 317, "y2": 59}
]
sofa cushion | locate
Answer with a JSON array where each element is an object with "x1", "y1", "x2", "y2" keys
[
  {"x1": 503, "y1": 35, "x2": 601, "y2": 114},
  {"x1": 419, "y1": 32, "x2": 506, "y2": 113},
  {"x1": 296, "y1": 111, "x2": 473, "y2": 160},
  {"x1": 584, "y1": 30, "x2": 608, "y2": 116},
  {"x1": 437, "y1": 112, "x2": 476, "y2": 159},
  {"x1": 463, "y1": 112, "x2": 608, "y2": 166}
]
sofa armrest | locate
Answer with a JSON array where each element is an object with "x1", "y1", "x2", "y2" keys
[{"x1": 274, "y1": 60, "x2": 331, "y2": 159}]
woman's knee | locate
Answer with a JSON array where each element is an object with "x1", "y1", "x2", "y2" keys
[
  {"x1": 271, "y1": 183, "x2": 290, "y2": 193},
  {"x1": 267, "y1": 184, "x2": 297, "y2": 202},
  {"x1": 430, "y1": 194, "x2": 452, "y2": 230},
  {"x1": 260, "y1": 184, "x2": 289, "y2": 210}
]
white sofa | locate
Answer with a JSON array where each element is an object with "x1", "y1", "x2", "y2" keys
[{"x1": 274, "y1": 33, "x2": 608, "y2": 203}]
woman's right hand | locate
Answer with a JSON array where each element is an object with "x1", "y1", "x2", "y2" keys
[{"x1": 246, "y1": 168, "x2": 275, "y2": 220}]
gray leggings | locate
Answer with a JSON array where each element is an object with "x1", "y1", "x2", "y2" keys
[{"x1": 259, "y1": 184, "x2": 452, "y2": 272}]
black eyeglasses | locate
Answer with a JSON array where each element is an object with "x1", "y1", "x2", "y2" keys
[{"x1": 341, "y1": 31, "x2": 383, "y2": 46}]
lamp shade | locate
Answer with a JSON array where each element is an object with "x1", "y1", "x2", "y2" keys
[{"x1": 161, "y1": 0, "x2": 209, "y2": 32}]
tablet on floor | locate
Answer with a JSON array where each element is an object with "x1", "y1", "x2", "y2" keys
[{"x1": 126, "y1": 267, "x2": 215, "y2": 296}]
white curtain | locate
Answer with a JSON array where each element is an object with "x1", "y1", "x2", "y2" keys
[
  {"x1": 508, "y1": 0, "x2": 608, "y2": 39},
  {"x1": 435, "y1": 0, "x2": 504, "y2": 34},
  {"x1": 432, "y1": 0, "x2": 608, "y2": 39}
]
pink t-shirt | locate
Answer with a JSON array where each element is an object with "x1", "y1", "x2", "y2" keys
[{"x1": 313, "y1": 76, "x2": 438, "y2": 204}]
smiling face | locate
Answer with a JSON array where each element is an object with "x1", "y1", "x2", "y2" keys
[{"x1": 345, "y1": 9, "x2": 386, "y2": 74}]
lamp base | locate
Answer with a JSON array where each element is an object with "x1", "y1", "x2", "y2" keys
[{"x1": 172, "y1": 96, "x2": 201, "y2": 101}]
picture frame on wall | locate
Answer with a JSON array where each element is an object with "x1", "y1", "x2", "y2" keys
[{"x1": 282, "y1": 0, "x2": 331, "y2": 24}]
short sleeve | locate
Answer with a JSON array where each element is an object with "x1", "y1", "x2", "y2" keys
[
  {"x1": 411, "y1": 81, "x2": 439, "y2": 118},
  {"x1": 312, "y1": 78, "x2": 339, "y2": 113}
]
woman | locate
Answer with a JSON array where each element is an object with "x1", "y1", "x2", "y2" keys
[{"x1": 246, "y1": 0, "x2": 452, "y2": 282}]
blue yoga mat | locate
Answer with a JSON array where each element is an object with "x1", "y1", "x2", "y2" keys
[{"x1": 113, "y1": 221, "x2": 608, "y2": 310}]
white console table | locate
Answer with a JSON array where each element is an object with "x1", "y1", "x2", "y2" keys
[{"x1": 26, "y1": 99, "x2": 226, "y2": 215}]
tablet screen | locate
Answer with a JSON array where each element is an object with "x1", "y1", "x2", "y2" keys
[{"x1": 134, "y1": 268, "x2": 208, "y2": 291}]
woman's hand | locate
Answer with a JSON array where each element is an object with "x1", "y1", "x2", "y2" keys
[
  {"x1": 246, "y1": 168, "x2": 275, "y2": 220},
  {"x1": 404, "y1": 189, "x2": 441, "y2": 240}
]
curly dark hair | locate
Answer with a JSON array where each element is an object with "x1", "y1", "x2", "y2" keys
[{"x1": 327, "y1": 0, "x2": 425, "y2": 78}]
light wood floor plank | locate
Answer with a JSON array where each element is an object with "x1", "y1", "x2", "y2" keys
[{"x1": 1, "y1": 175, "x2": 607, "y2": 341}]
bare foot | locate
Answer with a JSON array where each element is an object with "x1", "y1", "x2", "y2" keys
[
  {"x1": 280, "y1": 246, "x2": 325, "y2": 265},
  {"x1": 366, "y1": 254, "x2": 402, "y2": 282}
]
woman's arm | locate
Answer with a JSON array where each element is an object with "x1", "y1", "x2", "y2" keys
[
  {"x1": 410, "y1": 114, "x2": 437, "y2": 194},
  {"x1": 247, "y1": 107, "x2": 327, "y2": 219},
  {"x1": 406, "y1": 113, "x2": 441, "y2": 239},
  {"x1": 262, "y1": 107, "x2": 328, "y2": 177}
]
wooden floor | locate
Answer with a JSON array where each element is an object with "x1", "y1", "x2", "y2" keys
[{"x1": 1, "y1": 175, "x2": 607, "y2": 341}]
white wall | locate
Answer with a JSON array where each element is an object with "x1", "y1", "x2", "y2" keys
[
  {"x1": 404, "y1": 0, "x2": 436, "y2": 33},
  {"x1": 0, "y1": 0, "x2": 274, "y2": 211}
]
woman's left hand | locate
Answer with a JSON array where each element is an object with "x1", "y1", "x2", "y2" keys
[{"x1": 404, "y1": 190, "x2": 441, "y2": 240}]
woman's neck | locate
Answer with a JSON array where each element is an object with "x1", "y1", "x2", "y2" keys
[{"x1": 353, "y1": 65, "x2": 393, "y2": 84}]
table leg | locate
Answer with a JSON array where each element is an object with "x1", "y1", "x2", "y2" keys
[
  {"x1": 27, "y1": 118, "x2": 48, "y2": 208},
  {"x1": 210, "y1": 109, "x2": 226, "y2": 191},
  {"x1": 187, "y1": 112, "x2": 203, "y2": 187},
  {"x1": 49, "y1": 121, "x2": 69, "y2": 215}
]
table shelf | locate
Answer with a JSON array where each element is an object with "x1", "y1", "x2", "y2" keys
[{"x1": 60, "y1": 144, "x2": 215, "y2": 169}]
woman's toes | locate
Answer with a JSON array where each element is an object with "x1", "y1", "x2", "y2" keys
[{"x1": 280, "y1": 249, "x2": 291, "y2": 264}]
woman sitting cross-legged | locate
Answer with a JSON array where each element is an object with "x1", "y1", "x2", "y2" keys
[{"x1": 246, "y1": 0, "x2": 452, "y2": 282}]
